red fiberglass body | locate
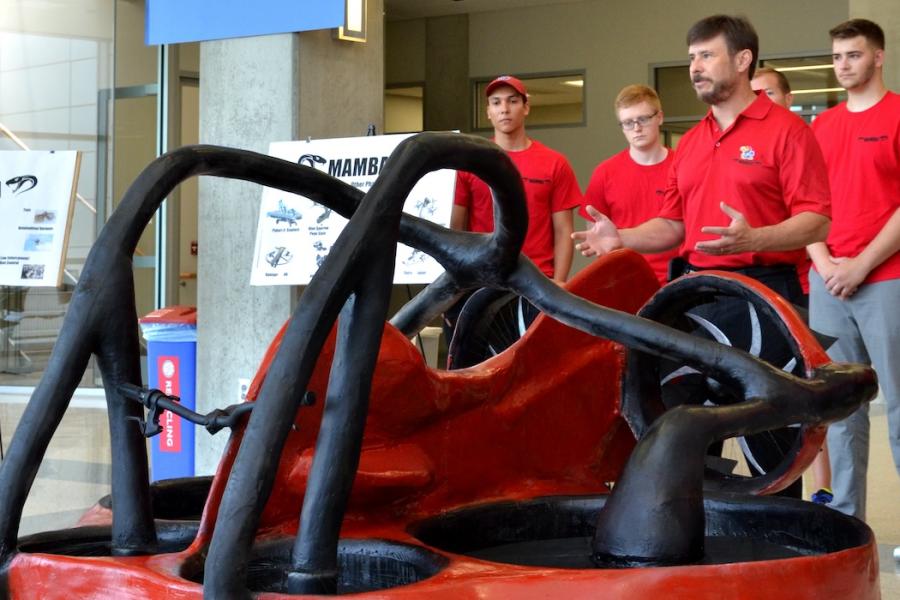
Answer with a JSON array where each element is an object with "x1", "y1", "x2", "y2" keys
[{"x1": 12, "y1": 252, "x2": 880, "y2": 599}]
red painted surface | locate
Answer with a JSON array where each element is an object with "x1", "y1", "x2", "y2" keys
[
  {"x1": 6, "y1": 537, "x2": 881, "y2": 600},
  {"x1": 18, "y1": 251, "x2": 880, "y2": 598}
]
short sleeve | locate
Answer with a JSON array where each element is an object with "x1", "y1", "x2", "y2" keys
[
  {"x1": 779, "y1": 121, "x2": 831, "y2": 217},
  {"x1": 581, "y1": 165, "x2": 609, "y2": 220},
  {"x1": 453, "y1": 171, "x2": 472, "y2": 208},
  {"x1": 550, "y1": 156, "x2": 583, "y2": 213},
  {"x1": 657, "y1": 156, "x2": 683, "y2": 221}
]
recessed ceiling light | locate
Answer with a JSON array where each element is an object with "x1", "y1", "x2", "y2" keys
[
  {"x1": 792, "y1": 87, "x2": 845, "y2": 94},
  {"x1": 773, "y1": 64, "x2": 833, "y2": 72}
]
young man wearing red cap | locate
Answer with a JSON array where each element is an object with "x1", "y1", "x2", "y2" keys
[{"x1": 451, "y1": 75, "x2": 581, "y2": 284}]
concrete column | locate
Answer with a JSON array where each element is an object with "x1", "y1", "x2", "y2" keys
[
  {"x1": 196, "y1": 2, "x2": 384, "y2": 474},
  {"x1": 296, "y1": 14, "x2": 385, "y2": 139},
  {"x1": 848, "y1": 0, "x2": 900, "y2": 90}
]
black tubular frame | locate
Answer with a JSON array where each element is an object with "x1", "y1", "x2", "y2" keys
[{"x1": 0, "y1": 133, "x2": 876, "y2": 598}]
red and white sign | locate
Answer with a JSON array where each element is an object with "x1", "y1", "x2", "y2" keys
[{"x1": 157, "y1": 355, "x2": 181, "y2": 452}]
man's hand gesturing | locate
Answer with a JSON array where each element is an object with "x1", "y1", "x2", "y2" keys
[
  {"x1": 571, "y1": 205, "x2": 624, "y2": 257},
  {"x1": 696, "y1": 202, "x2": 757, "y2": 256}
]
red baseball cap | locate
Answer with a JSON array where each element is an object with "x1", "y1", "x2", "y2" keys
[{"x1": 485, "y1": 75, "x2": 528, "y2": 99}]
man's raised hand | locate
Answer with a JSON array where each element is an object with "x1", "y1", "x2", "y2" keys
[
  {"x1": 571, "y1": 205, "x2": 623, "y2": 257},
  {"x1": 696, "y1": 201, "x2": 757, "y2": 255}
]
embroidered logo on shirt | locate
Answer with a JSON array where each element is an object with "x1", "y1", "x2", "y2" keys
[
  {"x1": 523, "y1": 177, "x2": 551, "y2": 185},
  {"x1": 857, "y1": 135, "x2": 889, "y2": 143},
  {"x1": 739, "y1": 145, "x2": 756, "y2": 160}
]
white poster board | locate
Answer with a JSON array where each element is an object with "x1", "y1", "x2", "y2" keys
[
  {"x1": 0, "y1": 151, "x2": 81, "y2": 287},
  {"x1": 250, "y1": 134, "x2": 454, "y2": 286}
]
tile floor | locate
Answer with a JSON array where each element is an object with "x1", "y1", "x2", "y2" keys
[
  {"x1": 858, "y1": 403, "x2": 900, "y2": 598},
  {"x1": 0, "y1": 390, "x2": 897, "y2": 597}
]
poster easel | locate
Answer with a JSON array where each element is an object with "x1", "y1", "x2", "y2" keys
[{"x1": 0, "y1": 151, "x2": 81, "y2": 288}]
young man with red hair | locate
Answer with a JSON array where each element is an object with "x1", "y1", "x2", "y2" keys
[{"x1": 581, "y1": 84, "x2": 677, "y2": 286}]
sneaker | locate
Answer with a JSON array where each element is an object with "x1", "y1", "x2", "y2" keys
[{"x1": 810, "y1": 488, "x2": 833, "y2": 505}]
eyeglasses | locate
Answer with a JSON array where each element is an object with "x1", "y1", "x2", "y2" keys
[{"x1": 619, "y1": 111, "x2": 659, "y2": 130}]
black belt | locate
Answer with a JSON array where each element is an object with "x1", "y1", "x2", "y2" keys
[
  {"x1": 683, "y1": 262, "x2": 796, "y2": 279},
  {"x1": 670, "y1": 257, "x2": 797, "y2": 281}
]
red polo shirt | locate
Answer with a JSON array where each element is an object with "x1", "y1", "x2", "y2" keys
[
  {"x1": 659, "y1": 91, "x2": 831, "y2": 269},
  {"x1": 812, "y1": 91, "x2": 900, "y2": 284},
  {"x1": 454, "y1": 140, "x2": 582, "y2": 277},
  {"x1": 582, "y1": 148, "x2": 678, "y2": 284}
]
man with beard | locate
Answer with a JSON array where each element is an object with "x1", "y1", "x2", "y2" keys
[
  {"x1": 807, "y1": 19, "x2": 900, "y2": 523},
  {"x1": 573, "y1": 15, "x2": 831, "y2": 497}
]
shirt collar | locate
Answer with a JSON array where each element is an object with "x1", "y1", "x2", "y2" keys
[
  {"x1": 742, "y1": 89, "x2": 774, "y2": 120},
  {"x1": 701, "y1": 90, "x2": 773, "y2": 131}
]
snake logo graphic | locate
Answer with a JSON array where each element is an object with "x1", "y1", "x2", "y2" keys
[
  {"x1": 298, "y1": 154, "x2": 326, "y2": 169},
  {"x1": 3, "y1": 175, "x2": 38, "y2": 198}
]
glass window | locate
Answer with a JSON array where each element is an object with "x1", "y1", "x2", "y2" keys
[
  {"x1": 0, "y1": 0, "x2": 200, "y2": 539},
  {"x1": 654, "y1": 65, "x2": 706, "y2": 120},
  {"x1": 473, "y1": 72, "x2": 585, "y2": 130},
  {"x1": 385, "y1": 84, "x2": 424, "y2": 133},
  {"x1": 0, "y1": 8, "x2": 114, "y2": 386},
  {"x1": 0, "y1": 0, "x2": 117, "y2": 538},
  {"x1": 113, "y1": 93, "x2": 158, "y2": 322},
  {"x1": 0, "y1": 1, "x2": 189, "y2": 387},
  {"x1": 760, "y1": 56, "x2": 846, "y2": 121}
]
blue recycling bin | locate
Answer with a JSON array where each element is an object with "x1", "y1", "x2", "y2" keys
[{"x1": 139, "y1": 305, "x2": 197, "y2": 482}]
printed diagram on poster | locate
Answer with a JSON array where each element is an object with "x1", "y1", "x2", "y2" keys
[
  {"x1": 0, "y1": 151, "x2": 81, "y2": 287},
  {"x1": 250, "y1": 134, "x2": 455, "y2": 285}
]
